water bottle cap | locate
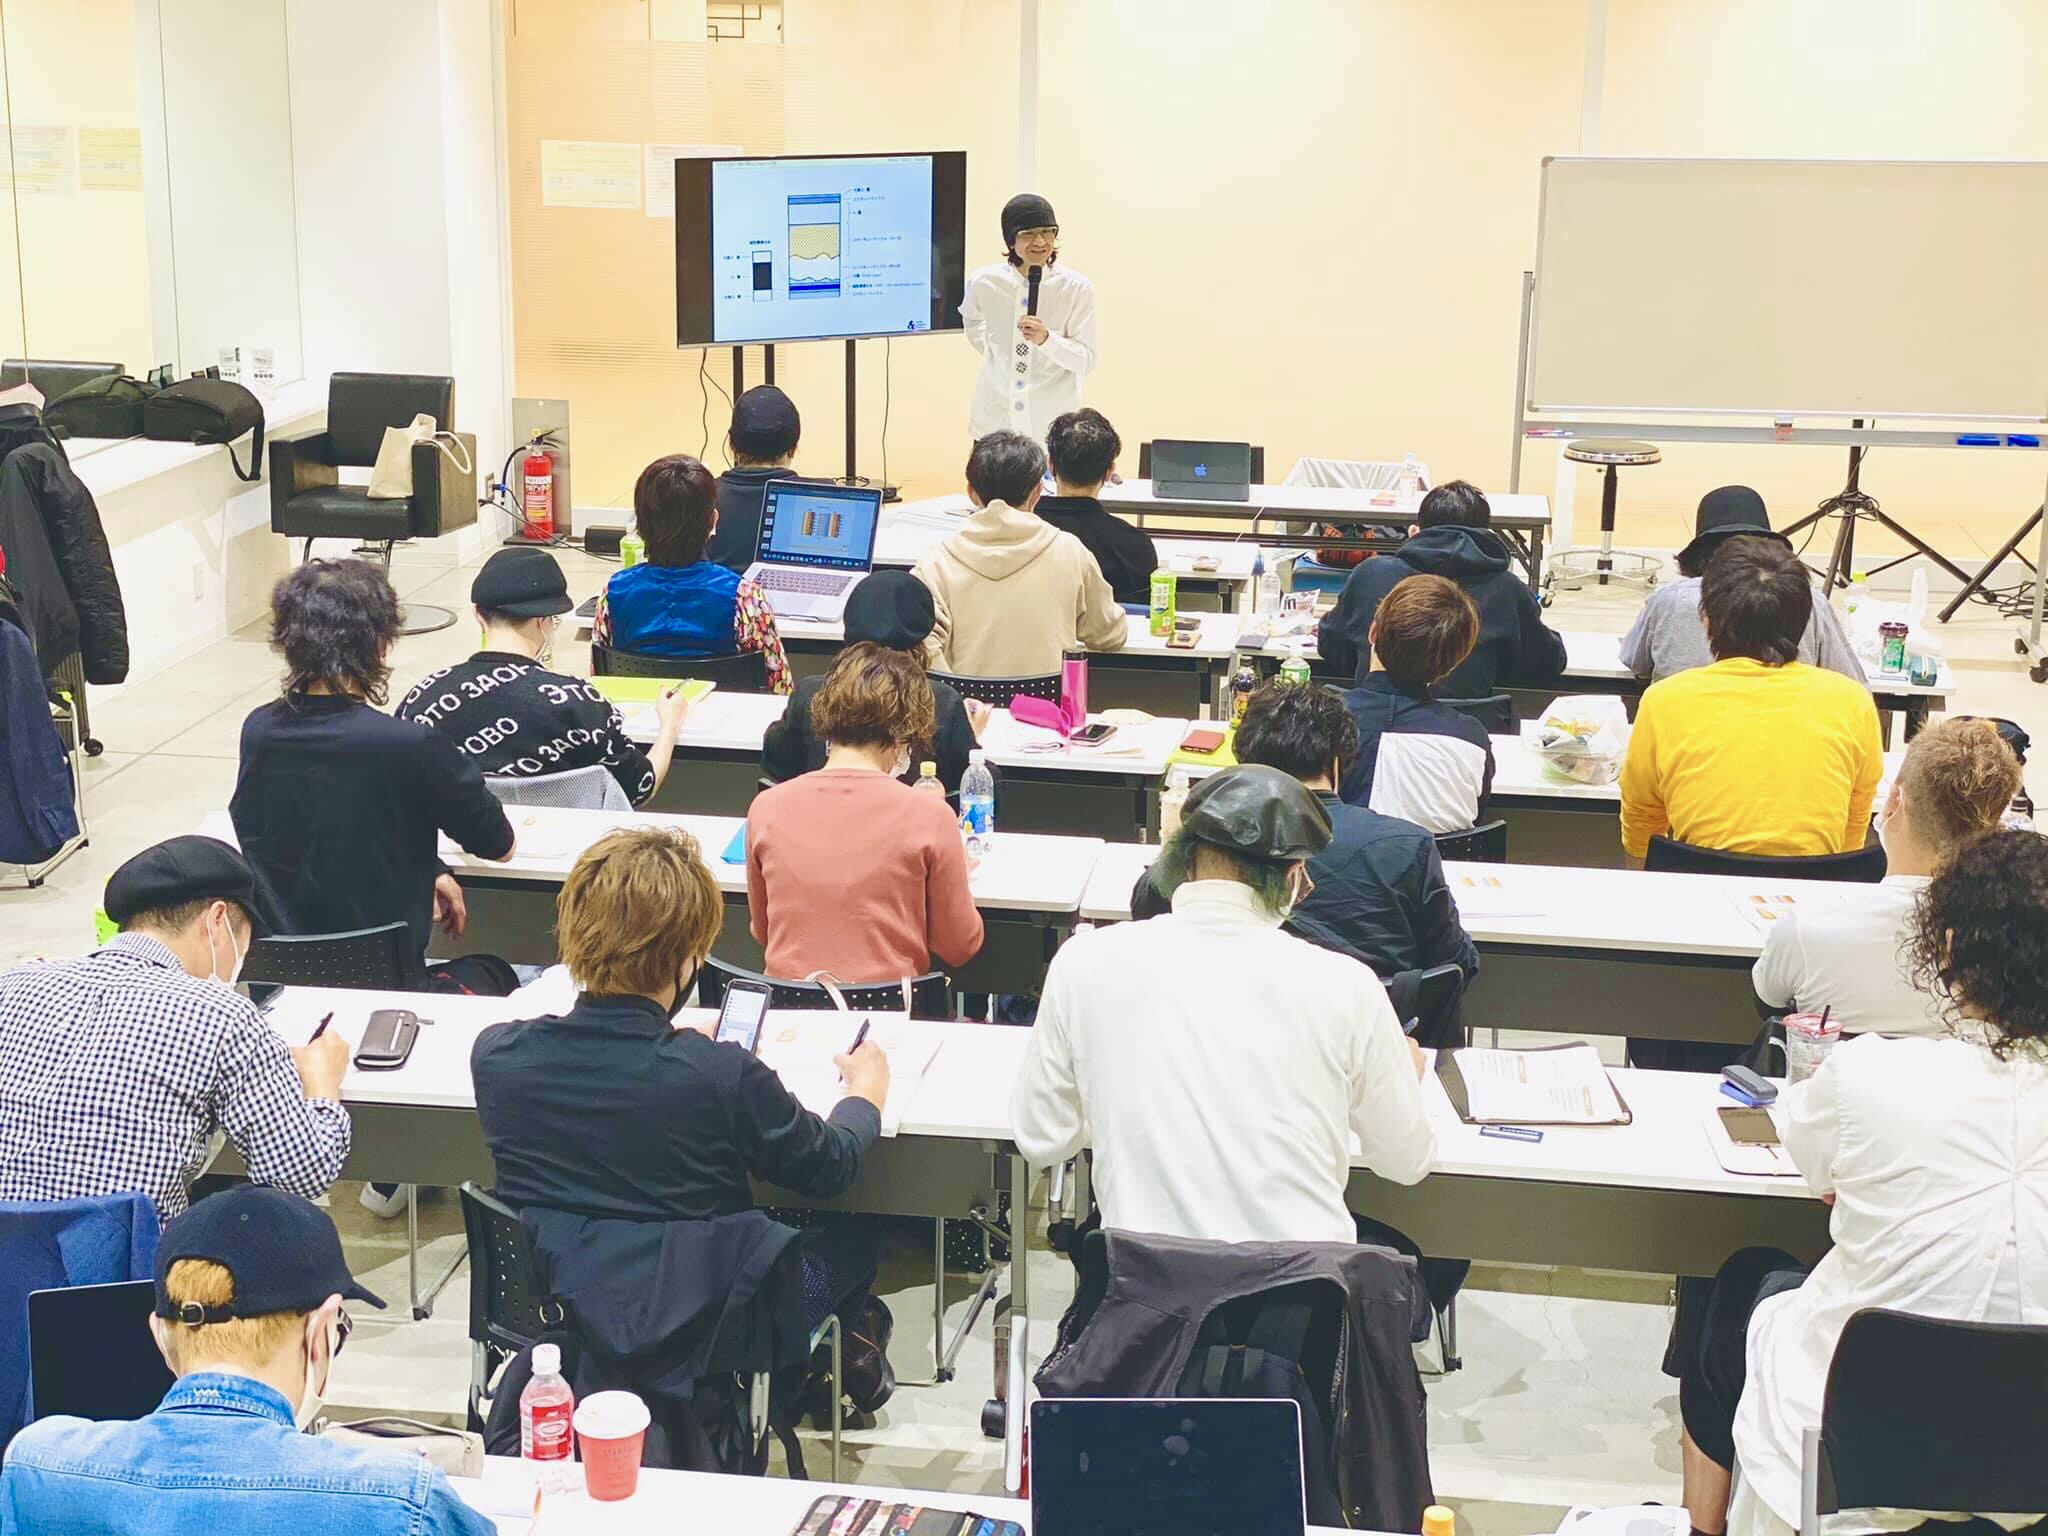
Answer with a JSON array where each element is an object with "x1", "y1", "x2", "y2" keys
[
  {"x1": 968, "y1": 749, "x2": 986, "y2": 766},
  {"x1": 919, "y1": 760, "x2": 937, "y2": 776},
  {"x1": 534, "y1": 1343, "x2": 561, "y2": 1376}
]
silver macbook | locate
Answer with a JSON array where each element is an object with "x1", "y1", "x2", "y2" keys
[
  {"x1": 744, "y1": 480, "x2": 883, "y2": 622},
  {"x1": 1030, "y1": 1398, "x2": 1307, "y2": 1536}
]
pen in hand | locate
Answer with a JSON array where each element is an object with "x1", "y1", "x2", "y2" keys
[{"x1": 308, "y1": 1012, "x2": 335, "y2": 1043}]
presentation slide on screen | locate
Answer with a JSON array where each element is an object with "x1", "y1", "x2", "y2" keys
[{"x1": 709, "y1": 155, "x2": 934, "y2": 343}]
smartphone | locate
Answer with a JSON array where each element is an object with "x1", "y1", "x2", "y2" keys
[
  {"x1": 353, "y1": 1009, "x2": 420, "y2": 1071},
  {"x1": 1071, "y1": 722, "x2": 1116, "y2": 745},
  {"x1": 1718, "y1": 1105, "x2": 1781, "y2": 1147},
  {"x1": 1165, "y1": 629, "x2": 1198, "y2": 649},
  {"x1": 1181, "y1": 726, "x2": 1225, "y2": 753},
  {"x1": 716, "y1": 980, "x2": 772, "y2": 1054}
]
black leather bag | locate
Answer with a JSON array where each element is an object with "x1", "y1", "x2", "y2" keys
[
  {"x1": 143, "y1": 378, "x2": 264, "y2": 481},
  {"x1": 44, "y1": 375, "x2": 157, "y2": 441}
]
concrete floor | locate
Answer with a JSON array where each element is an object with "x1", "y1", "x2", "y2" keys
[{"x1": 10, "y1": 531, "x2": 2045, "y2": 1533}]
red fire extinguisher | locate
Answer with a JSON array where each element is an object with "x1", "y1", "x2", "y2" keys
[{"x1": 521, "y1": 443, "x2": 555, "y2": 539}]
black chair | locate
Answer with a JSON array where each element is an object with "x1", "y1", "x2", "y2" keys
[
  {"x1": 1434, "y1": 820, "x2": 1508, "y2": 864},
  {"x1": 1437, "y1": 694, "x2": 1515, "y2": 735},
  {"x1": 240, "y1": 922, "x2": 422, "y2": 990},
  {"x1": 930, "y1": 670, "x2": 1061, "y2": 707},
  {"x1": 1798, "y1": 1308, "x2": 2048, "y2": 1536},
  {"x1": 268, "y1": 372, "x2": 477, "y2": 634},
  {"x1": 591, "y1": 643, "x2": 770, "y2": 692},
  {"x1": 458, "y1": 1184, "x2": 554, "y2": 1432},
  {"x1": 701, "y1": 956, "x2": 952, "y2": 1020},
  {"x1": 2, "y1": 359, "x2": 121, "y2": 404},
  {"x1": 1136, "y1": 442, "x2": 1266, "y2": 484},
  {"x1": 1645, "y1": 835, "x2": 1886, "y2": 884}
]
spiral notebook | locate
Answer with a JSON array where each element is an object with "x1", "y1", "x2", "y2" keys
[{"x1": 1437, "y1": 1043, "x2": 1633, "y2": 1126}]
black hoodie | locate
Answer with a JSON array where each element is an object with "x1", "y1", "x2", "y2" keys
[{"x1": 1316, "y1": 525, "x2": 1567, "y2": 698}]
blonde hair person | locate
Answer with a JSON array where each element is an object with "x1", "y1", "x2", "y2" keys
[
  {"x1": 1753, "y1": 717, "x2": 2023, "y2": 1037},
  {"x1": 0, "y1": 1185, "x2": 494, "y2": 1532}
]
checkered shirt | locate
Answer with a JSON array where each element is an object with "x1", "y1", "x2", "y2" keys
[{"x1": 0, "y1": 933, "x2": 351, "y2": 1221}]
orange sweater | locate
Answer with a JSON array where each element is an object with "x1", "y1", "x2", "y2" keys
[{"x1": 746, "y1": 769, "x2": 984, "y2": 984}]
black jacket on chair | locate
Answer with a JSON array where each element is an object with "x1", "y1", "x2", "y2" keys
[
  {"x1": 1035, "y1": 1226, "x2": 1433, "y2": 1533},
  {"x1": 0, "y1": 443, "x2": 128, "y2": 684}
]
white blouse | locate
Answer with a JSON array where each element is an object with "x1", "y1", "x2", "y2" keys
[{"x1": 961, "y1": 260, "x2": 1098, "y2": 442}]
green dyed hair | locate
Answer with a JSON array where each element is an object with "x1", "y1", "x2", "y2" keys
[{"x1": 1151, "y1": 826, "x2": 1293, "y2": 918}]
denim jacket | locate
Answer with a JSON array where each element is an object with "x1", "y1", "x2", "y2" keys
[{"x1": 0, "y1": 1372, "x2": 492, "y2": 1536}]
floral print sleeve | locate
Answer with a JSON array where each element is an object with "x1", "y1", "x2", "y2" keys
[
  {"x1": 734, "y1": 578, "x2": 793, "y2": 695},
  {"x1": 591, "y1": 591, "x2": 614, "y2": 649}
]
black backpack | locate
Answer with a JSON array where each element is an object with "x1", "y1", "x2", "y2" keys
[
  {"x1": 44, "y1": 375, "x2": 158, "y2": 441},
  {"x1": 143, "y1": 377, "x2": 264, "y2": 481}
]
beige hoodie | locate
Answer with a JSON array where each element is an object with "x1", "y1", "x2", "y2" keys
[{"x1": 911, "y1": 498, "x2": 1129, "y2": 679}]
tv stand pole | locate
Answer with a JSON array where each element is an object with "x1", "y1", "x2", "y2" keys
[
  {"x1": 730, "y1": 344, "x2": 776, "y2": 400},
  {"x1": 840, "y1": 337, "x2": 900, "y2": 503}
]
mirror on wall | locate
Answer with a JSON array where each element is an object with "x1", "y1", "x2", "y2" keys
[{"x1": 0, "y1": 0, "x2": 303, "y2": 422}]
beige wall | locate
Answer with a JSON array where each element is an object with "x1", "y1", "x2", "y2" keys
[{"x1": 507, "y1": 0, "x2": 2048, "y2": 565}]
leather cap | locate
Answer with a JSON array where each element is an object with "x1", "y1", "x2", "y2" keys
[{"x1": 1179, "y1": 764, "x2": 1332, "y2": 862}]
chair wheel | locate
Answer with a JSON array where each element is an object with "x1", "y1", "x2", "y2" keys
[
  {"x1": 2031, "y1": 658, "x2": 2048, "y2": 685},
  {"x1": 981, "y1": 1399, "x2": 1006, "y2": 1438},
  {"x1": 2016, "y1": 637, "x2": 2030, "y2": 656},
  {"x1": 83, "y1": 738, "x2": 104, "y2": 757},
  {"x1": 1538, "y1": 593, "x2": 1555, "y2": 609}
]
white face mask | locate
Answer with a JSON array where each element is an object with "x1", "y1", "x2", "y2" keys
[
  {"x1": 534, "y1": 618, "x2": 557, "y2": 668},
  {"x1": 206, "y1": 913, "x2": 245, "y2": 990},
  {"x1": 295, "y1": 1315, "x2": 333, "y2": 1431},
  {"x1": 891, "y1": 746, "x2": 913, "y2": 778},
  {"x1": 1280, "y1": 863, "x2": 1313, "y2": 920}
]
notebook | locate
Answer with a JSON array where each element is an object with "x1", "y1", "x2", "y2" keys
[{"x1": 1437, "y1": 1043, "x2": 1633, "y2": 1126}]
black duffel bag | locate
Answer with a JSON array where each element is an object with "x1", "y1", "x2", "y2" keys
[
  {"x1": 45, "y1": 374, "x2": 158, "y2": 440},
  {"x1": 143, "y1": 377, "x2": 264, "y2": 481}
]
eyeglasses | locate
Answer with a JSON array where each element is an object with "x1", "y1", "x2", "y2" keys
[
  {"x1": 334, "y1": 1307, "x2": 353, "y2": 1359},
  {"x1": 1015, "y1": 226, "x2": 1059, "y2": 243}
]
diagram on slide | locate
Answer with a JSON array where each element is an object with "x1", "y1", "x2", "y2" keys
[{"x1": 787, "y1": 193, "x2": 842, "y2": 298}]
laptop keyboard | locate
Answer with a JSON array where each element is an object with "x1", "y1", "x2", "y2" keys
[{"x1": 758, "y1": 567, "x2": 852, "y2": 597}]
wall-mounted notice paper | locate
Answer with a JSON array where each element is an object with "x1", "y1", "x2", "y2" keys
[
  {"x1": 644, "y1": 142, "x2": 741, "y2": 218},
  {"x1": 0, "y1": 126, "x2": 75, "y2": 195},
  {"x1": 539, "y1": 140, "x2": 641, "y2": 210},
  {"x1": 77, "y1": 127, "x2": 143, "y2": 192}
]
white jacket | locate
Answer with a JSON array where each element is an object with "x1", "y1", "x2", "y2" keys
[
  {"x1": 961, "y1": 260, "x2": 1097, "y2": 442},
  {"x1": 910, "y1": 498, "x2": 1126, "y2": 679}
]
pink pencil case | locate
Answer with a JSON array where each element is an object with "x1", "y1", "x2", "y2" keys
[{"x1": 1010, "y1": 693, "x2": 1080, "y2": 737}]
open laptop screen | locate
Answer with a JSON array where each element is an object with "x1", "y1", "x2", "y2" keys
[
  {"x1": 1150, "y1": 439, "x2": 1253, "y2": 492},
  {"x1": 757, "y1": 481, "x2": 883, "y2": 571},
  {"x1": 30, "y1": 1281, "x2": 174, "y2": 1425},
  {"x1": 1030, "y1": 1398, "x2": 1307, "y2": 1536}
]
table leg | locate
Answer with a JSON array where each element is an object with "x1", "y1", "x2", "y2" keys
[
  {"x1": 1010, "y1": 1151, "x2": 1030, "y2": 1323},
  {"x1": 1904, "y1": 699, "x2": 1931, "y2": 740}
]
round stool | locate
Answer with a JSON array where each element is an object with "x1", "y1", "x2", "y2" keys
[{"x1": 1548, "y1": 438, "x2": 1664, "y2": 595}]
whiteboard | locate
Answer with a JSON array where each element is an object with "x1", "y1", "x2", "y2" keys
[{"x1": 1527, "y1": 158, "x2": 2048, "y2": 420}]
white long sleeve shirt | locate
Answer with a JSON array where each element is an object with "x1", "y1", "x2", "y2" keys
[
  {"x1": 1011, "y1": 880, "x2": 1435, "y2": 1245},
  {"x1": 961, "y1": 260, "x2": 1097, "y2": 442},
  {"x1": 1749, "y1": 875, "x2": 1939, "y2": 1038},
  {"x1": 1731, "y1": 1030, "x2": 2048, "y2": 1535}
]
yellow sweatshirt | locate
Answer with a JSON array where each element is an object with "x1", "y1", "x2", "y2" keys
[{"x1": 1618, "y1": 658, "x2": 1883, "y2": 860}]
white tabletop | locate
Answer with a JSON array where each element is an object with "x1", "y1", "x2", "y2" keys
[
  {"x1": 273, "y1": 987, "x2": 1810, "y2": 1206},
  {"x1": 1487, "y1": 728, "x2": 1907, "y2": 805},
  {"x1": 1559, "y1": 629, "x2": 1955, "y2": 698},
  {"x1": 880, "y1": 494, "x2": 1271, "y2": 581},
  {"x1": 1101, "y1": 479, "x2": 1552, "y2": 530},
  {"x1": 772, "y1": 609, "x2": 1240, "y2": 665}
]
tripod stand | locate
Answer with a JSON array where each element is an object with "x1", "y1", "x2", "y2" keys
[{"x1": 1780, "y1": 429, "x2": 1973, "y2": 593}]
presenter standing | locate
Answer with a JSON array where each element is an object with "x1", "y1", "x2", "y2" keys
[{"x1": 962, "y1": 193, "x2": 1098, "y2": 443}]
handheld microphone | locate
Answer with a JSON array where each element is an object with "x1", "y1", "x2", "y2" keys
[{"x1": 1026, "y1": 265, "x2": 1043, "y2": 318}]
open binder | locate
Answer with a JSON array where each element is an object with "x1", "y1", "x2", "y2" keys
[{"x1": 1437, "y1": 1042, "x2": 1634, "y2": 1127}]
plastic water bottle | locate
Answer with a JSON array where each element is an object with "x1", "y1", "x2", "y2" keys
[
  {"x1": 620, "y1": 529, "x2": 645, "y2": 570},
  {"x1": 1397, "y1": 454, "x2": 1425, "y2": 501},
  {"x1": 913, "y1": 761, "x2": 943, "y2": 795},
  {"x1": 1252, "y1": 551, "x2": 1284, "y2": 616},
  {"x1": 960, "y1": 751, "x2": 996, "y2": 858},
  {"x1": 520, "y1": 1342, "x2": 578, "y2": 1493},
  {"x1": 1159, "y1": 768, "x2": 1191, "y2": 841},
  {"x1": 1841, "y1": 573, "x2": 1867, "y2": 619}
]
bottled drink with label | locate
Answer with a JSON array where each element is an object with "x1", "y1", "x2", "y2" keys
[
  {"x1": 961, "y1": 751, "x2": 996, "y2": 859},
  {"x1": 914, "y1": 761, "x2": 943, "y2": 795},
  {"x1": 1229, "y1": 664, "x2": 1258, "y2": 727},
  {"x1": 520, "y1": 1342, "x2": 578, "y2": 1493},
  {"x1": 1148, "y1": 568, "x2": 1177, "y2": 637}
]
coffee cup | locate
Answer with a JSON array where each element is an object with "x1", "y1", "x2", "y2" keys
[{"x1": 573, "y1": 1390, "x2": 650, "y2": 1501}]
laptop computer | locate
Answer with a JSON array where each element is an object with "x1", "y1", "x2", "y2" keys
[
  {"x1": 29, "y1": 1281, "x2": 174, "y2": 1424},
  {"x1": 1030, "y1": 1398, "x2": 1307, "y2": 1536},
  {"x1": 743, "y1": 480, "x2": 884, "y2": 622},
  {"x1": 1152, "y1": 439, "x2": 1254, "y2": 503}
]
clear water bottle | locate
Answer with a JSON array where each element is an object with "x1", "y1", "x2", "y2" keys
[
  {"x1": 1397, "y1": 453, "x2": 1425, "y2": 501},
  {"x1": 960, "y1": 750, "x2": 996, "y2": 858},
  {"x1": 520, "y1": 1342, "x2": 578, "y2": 1493},
  {"x1": 913, "y1": 761, "x2": 943, "y2": 795},
  {"x1": 1159, "y1": 767, "x2": 1191, "y2": 841},
  {"x1": 1252, "y1": 551, "x2": 1284, "y2": 616}
]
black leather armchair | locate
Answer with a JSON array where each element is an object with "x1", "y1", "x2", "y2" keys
[{"x1": 269, "y1": 372, "x2": 477, "y2": 560}]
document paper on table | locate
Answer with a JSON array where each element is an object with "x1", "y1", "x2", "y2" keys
[
  {"x1": 1730, "y1": 891, "x2": 1800, "y2": 938},
  {"x1": 756, "y1": 1012, "x2": 946, "y2": 1137},
  {"x1": 1437, "y1": 1043, "x2": 1632, "y2": 1126}
]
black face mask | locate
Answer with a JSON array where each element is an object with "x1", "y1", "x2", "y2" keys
[{"x1": 669, "y1": 963, "x2": 701, "y2": 1022}]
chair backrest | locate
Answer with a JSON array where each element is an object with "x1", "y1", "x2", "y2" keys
[
  {"x1": 1810, "y1": 1308, "x2": 2048, "y2": 1529},
  {"x1": 1138, "y1": 442, "x2": 1266, "y2": 484},
  {"x1": 241, "y1": 921, "x2": 423, "y2": 991},
  {"x1": 485, "y1": 765, "x2": 632, "y2": 812},
  {"x1": 1409, "y1": 962, "x2": 1465, "y2": 1041},
  {"x1": 1, "y1": 359, "x2": 122, "y2": 402},
  {"x1": 592, "y1": 642, "x2": 770, "y2": 691},
  {"x1": 701, "y1": 955, "x2": 952, "y2": 1020},
  {"x1": 1645, "y1": 835, "x2": 1886, "y2": 884},
  {"x1": 459, "y1": 1184, "x2": 552, "y2": 1365},
  {"x1": 931, "y1": 669, "x2": 1061, "y2": 706},
  {"x1": 1434, "y1": 820, "x2": 1507, "y2": 864},
  {"x1": 1436, "y1": 693, "x2": 1515, "y2": 734},
  {"x1": 326, "y1": 371, "x2": 455, "y2": 467}
]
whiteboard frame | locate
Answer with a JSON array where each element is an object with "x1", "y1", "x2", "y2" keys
[{"x1": 1525, "y1": 155, "x2": 2048, "y2": 424}]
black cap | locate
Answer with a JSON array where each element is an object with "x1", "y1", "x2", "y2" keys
[
  {"x1": 1678, "y1": 485, "x2": 1787, "y2": 571},
  {"x1": 729, "y1": 386, "x2": 801, "y2": 461},
  {"x1": 156, "y1": 1186, "x2": 385, "y2": 1323},
  {"x1": 1002, "y1": 193, "x2": 1057, "y2": 248},
  {"x1": 844, "y1": 569, "x2": 937, "y2": 650},
  {"x1": 471, "y1": 546, "x2": 573, "y2": 618},
  {"x1": 1180, "y1": 764, "x2": 1332, "y2": 862},
  {"x1": 104, "y1": 836, "x2": 270, "y2": 937}
]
